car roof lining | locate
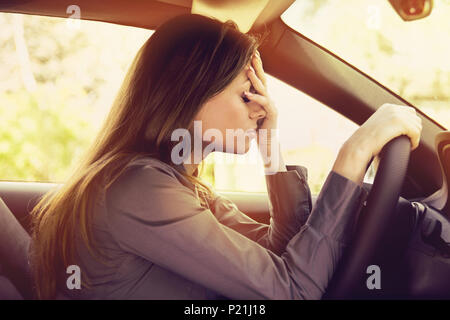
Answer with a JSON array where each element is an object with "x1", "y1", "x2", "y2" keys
[
  {"x1": 1, "y1": 0, "x2": 190, "y2": 30},
  {"x1": 0, "y1": 0, "x2": 294, "y2": 31}
]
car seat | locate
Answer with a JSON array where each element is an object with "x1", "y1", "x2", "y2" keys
[{"x1": 0, "y1": 197, "x2": 32, "y2": 299}]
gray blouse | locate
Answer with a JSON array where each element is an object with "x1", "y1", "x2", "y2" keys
[{"x1": 58, "y1": 156, "x2": 368, "y2": 300}]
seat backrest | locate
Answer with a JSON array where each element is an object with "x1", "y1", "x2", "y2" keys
[
  {"x1": 0, "y1": 275, "x2": 23, "y2": 299},
  {"x1": 0, "y1": 197, "x2": 33, "y2": 299}
]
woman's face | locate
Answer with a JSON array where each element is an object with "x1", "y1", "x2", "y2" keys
[{"x1": 193, "y1": 64, "x2": 267, "y2": 155}]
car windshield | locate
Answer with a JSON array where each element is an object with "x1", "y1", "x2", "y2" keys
[{"x1": 282, "y1": 0, "x2": 450, "y2": 129}]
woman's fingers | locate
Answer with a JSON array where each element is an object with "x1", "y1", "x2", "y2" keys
[
  {"x1": 244, "y1": 52, "x2": 280, "y2": 131},
  {"x1": 357, "y1": 103, "x2": 423, "y2": 159},
  {"x1": 410, "y1": 121, "x2": 422, "y2": 151},
  {"x1": 385, "y1": 104, "x2": 422, "y2": 151},
  {"x1": 244, "y1": 91, "x2": 277, "y2": 116},
  {"x1": 244, "y1": 91, "x2": 268, "y2": 109},
  {"x1": 252, "y1": 51, "x2": 267, "y2": 87},
  {"x1": 247, "y1": 66, "x2": 266, "y2": 96},
  {"x1": 405, "y1": 109, "x2": 422, "y2": 151},
  {"x1": 402, "y1": 113, "x2": 422, "y2": 151}
]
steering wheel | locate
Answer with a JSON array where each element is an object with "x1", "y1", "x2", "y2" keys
[{"x1": 324, "y1": 135, "x2": 412, "y2": 299}]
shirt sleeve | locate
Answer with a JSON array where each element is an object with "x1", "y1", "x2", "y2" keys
[
  {"x1": 209, "y1": 165, "x2": 313, "y2": 256},
  {"x1": 105, "y1": 164, "x2": 368, "y2": 300}
]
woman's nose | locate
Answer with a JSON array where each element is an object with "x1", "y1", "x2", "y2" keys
[{"x1": 249, "y1": 104, "x2": 266, "y2": 120}]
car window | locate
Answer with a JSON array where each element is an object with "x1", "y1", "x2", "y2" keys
[
  {"x1": 282, "y1": 0, "x2": 450, "y2": 129},
  {"x1": 0, "y1": 13, "x2": 152, "y2": 183}
]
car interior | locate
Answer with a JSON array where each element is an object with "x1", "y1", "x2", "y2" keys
[{"x1": 0, "y1": 0, "x2": 449, "y2": 299}]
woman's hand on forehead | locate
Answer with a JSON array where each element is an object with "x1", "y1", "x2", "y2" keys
[
  {"x1": 251, "y1": 50, "x2": 267, "y2": 87},
  {"x1": 243, "y1": 50, "x2": 278, "y2": 133}
]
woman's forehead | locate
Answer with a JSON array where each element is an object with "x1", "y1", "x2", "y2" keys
[{"x1": 232, "y1": 68, "x2": 251, "y2": 87}]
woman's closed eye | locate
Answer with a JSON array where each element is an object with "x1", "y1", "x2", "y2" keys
[
  {"x1": 241, "y1": 85, "x2": 256, "y2": 103},
  {"x1": 242, "y1": 94, "x2": 250, "y2": 103}
]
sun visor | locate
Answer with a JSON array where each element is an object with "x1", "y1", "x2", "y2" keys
[{"x1": 191, "y1": 0, "x2": 270, "y2": 33}]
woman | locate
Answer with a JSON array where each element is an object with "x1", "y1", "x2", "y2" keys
[{"x1": 30, "y1": 14, "x2": 422, "y2": 299}]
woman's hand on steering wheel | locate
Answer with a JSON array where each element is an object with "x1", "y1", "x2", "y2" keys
[{"x1": 333, "y1": 103, "x2": 422, "y2": 186}]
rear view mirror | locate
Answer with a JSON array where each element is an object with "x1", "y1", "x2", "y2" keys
[{"x1": 388, "y1": 0, "x2": 434, "y2": 21}]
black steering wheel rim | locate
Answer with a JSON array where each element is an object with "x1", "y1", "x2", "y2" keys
[{"x1": 324, "y1": 135, "x2": 411, "y2": 299}]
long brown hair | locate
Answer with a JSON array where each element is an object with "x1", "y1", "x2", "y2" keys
[{"x1": 30, "y1": 14, "x2": 260, "y2": 299}]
